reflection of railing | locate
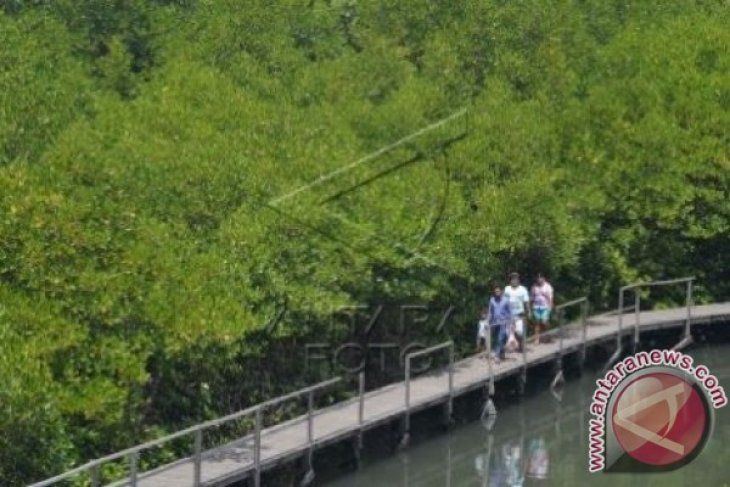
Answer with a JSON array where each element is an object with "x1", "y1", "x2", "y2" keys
[
  {"x1": 404, "y1": 387, "x2": 589, "y2": 487},
  {"x1": 403, "y1": 341, "x2": 454, "y2": 441},
  {"x1": 28, "y1": 378, "x2": 342, "y2": 487},
  {"x1": 605, "y1": 276, "x2": 695, "y2": 369}
]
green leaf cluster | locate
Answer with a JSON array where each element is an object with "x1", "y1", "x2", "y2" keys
[{"x1": 0, "y1": 1, "x2": 727, "y2": 484}]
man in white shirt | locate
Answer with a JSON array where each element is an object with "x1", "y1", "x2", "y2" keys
[{"x1": 503, "y1": 272, "x2": 530, "y2": 352}]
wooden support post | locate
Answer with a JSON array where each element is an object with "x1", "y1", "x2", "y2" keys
[
  {"x1": 358, "y1": 371, "x2": 365, "y2": 428},
  {"x1": 90, "y1": 464, "x2": 100, "y2": 487},
  {"x1": 446, "y1": 343, "x2": 454, "y2": 423},
  {"x1": 685, "y1": 280, "x2": 693, "y2": 338},
  {"x1": 357, "y1": 371, "x2": 365, "y2": 451},
  {"x1": 129, "y1": 452, "x2": 138, "y2": 487},
  {"x1": 604, "y1": 290, "x2": 624, "y2": 372},
  {"x1": 254, "y1": 408, "x2": 262, "y2": 487},
  {"x1": 580, "y1": 301, "x2": 588, "y2": 368},
  {"x1": 633, "y1": 291, "x2": 641, "y2": 353},
  {"x1": 400, "y1": 357, "x2": 411, "y2": 448},
  {"x1": 307, "y1": 390, "x2": 314, "y2": 445},
  {"x1": 558, "y1": 307, "x2": 564, "y2": 359},
  {"x1": 617, "y1": 289, "x2": 624, "y2": 348},
  {"x1": 482, "y1": 323, "x2": 497, "y2": 418},
  {"x1": 193, "y1": 428, "x2": 202, "y2": 487},
  {"x1": 303, "y1": 390, "x2": 315, "y2": 486},
  {"x1": 551, "y1": 308, "x2": 565, "y2": 390},
  {"x1": 520, "y1": 327, "x2": 527, "y2": 395},
  {"x1": 352, "y1": 435, "x2": 362, "y2": 469}
]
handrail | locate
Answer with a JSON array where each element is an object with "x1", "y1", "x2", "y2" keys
[
  {"x1": 622, "y1": 276, "x2": 695, "y2": 343},
  {"x1": 29, "y1": 377, "x2": 342, "y2": 487},
  {"x1": 403, "y1": 340, "x2": 454, "y2": 445},
  {"x1": 30, "y1": 278, "x2": 704, "y2": 486},
  {"x1": 553, "y1": 297, "x2": 589, "y2": 366},
  {"x1": 621, "y1": 276, "x2": 695, "y2": 290},
  {"x1": 554, "y1": 297, "x2": 588, "y2": 311},
  {"x1": 605, "y1": 276, "x2": 695, "y2": 370},
  {"x1": 408, "y1": 341, "x2": 453, "y2": 360}
]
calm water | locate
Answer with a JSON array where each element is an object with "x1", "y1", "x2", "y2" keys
[{"x1": 325, "y1": 344, "x2": 730, "y2": 487}]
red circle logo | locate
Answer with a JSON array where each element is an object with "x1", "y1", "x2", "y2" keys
[{"x1": 612, "y1": 372, "x2": 708, "y2": 466}]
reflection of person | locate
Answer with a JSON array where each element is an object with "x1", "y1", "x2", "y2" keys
[
  {"x1": 527, "y1": 437, "x2": 549, "y2": 480},
  {"x1": 504, "y1": 273, "x2": 530, "y2": 352},
  {"x1": 503, "y1": 439, "x2": 524, "y2": 487},
  {"x1": 531, "y1": 274, "x2": 553, "y2": 344},
  {"x1": 487, "y1": 445, "x2": 508, "y2": 487},
  {"x1": 475, "y1": 452, "x2": 488, "y2": 481}
]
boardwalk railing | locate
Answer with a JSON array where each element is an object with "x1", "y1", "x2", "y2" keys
[
  {"x1": 554, "y1": 297, "x2": 589, "y2": 368},
  {"x1": 30, "y1": 279, "x2": 708, "y2": 487},
  {"x1": 403, "y1": 341, "x2": 454, "y2": 443},
  {"x1": 606, "y1": 276, "x2": 695, "y2": 368},
  {"x1": 28, "y1": 377, "x2": 342, "y2": 487}
]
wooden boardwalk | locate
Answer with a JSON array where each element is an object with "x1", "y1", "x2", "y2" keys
[{"x1": 106, "y1": 302, "x2": 730, "y2": 487}]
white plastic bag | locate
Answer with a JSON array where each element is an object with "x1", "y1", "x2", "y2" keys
[
  {"x1": 478, "y1": 319, "x2": 489, "y2": 339},
  {"x1": 505, "y1": 331, "x2": 519, "y2": 352},
  {"x1": 514, "y1": 317, "x2": 524, "y2": 337}
]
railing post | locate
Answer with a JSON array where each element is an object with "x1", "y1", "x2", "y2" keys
[
  {"x1": 358, "y1": 371, "x2": 365, "y2": 427},
  {"x1": 193, "y1": 428, "x2": 202, "y2": 487},
  {"x1": 686, "y1": 279, "x2": 693, "y2": 338},
  {"x1": 404, "y1": 357, "x2": 411, "y2": 436},
  {"x1": 304, "y1": 389, "x2": 315, "y2": 483},
  {"x1": 254, "y1": 408, "x2": 262, "y2": 487},
  {"x1": 487, "y1": 321, "x2": 495, "y2": 395},
  {"x1": 581, "y1": 300, "x2": 588, "y2": 366},
  {"x1": 550, "y1": 307, "x2": 566, "y2": 390},
  {"x1": 603, "y1": 290, "x2": 625, "y2": 372},
  {"x1": 521, "y1": 317, "x2": 527, "y2": 392},
  {"x1": 90, "y1": 464, "x2": 101, "y2": 487},
  {"x1": 357, "y1": 371, "x2": 365, "y2": 451},
  {"x1": 634, "y1": 290, "x2": 641, "y2": 352},
  {"x1": 448, "y1": 342, "x2": 454, "y2": 418},
  {"x1": 617, "y1": 289, "x2": 624, "y2": 348},
  {"x1": 129, "y1": 452, "x2": 138, "y2": 487},
  {"x1": 558, "y1": 308, "x2": 564, "y2": 357},
  {"x1": 307, "y1": 390, "x2": 314, "y2": 446}
]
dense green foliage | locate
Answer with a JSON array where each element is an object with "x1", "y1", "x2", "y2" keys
[{"x1": 1, "y1": 0, "x2": 728, "y2": 484}]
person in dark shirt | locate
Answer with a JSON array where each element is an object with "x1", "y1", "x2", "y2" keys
[{"x1": 485, "y1": 286, "x2": 511, "y2": 362}]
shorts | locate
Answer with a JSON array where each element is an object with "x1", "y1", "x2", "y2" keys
[
  {"x1": 512, "y1": 317, "x2": 525, "y2": 336},
  {"x1": 533, "y1": 307, "x2": 551, "y2": 322},
  {"x1": 478, "y1": 336, "x2": 487, "y2": 348}
]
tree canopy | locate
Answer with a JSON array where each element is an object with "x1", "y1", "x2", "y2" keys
[{"x1": 0, "y1": 1, "x2": 728, "y2": 484}]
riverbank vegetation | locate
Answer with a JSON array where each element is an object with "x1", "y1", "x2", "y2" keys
[{"x1": 1, "y1": 0, "x2": 728, "y2": 484}]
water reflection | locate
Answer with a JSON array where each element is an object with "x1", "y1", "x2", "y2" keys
[
  {"x1": 327, "y1": 376, "x2": 585, "y2": 487},
  {"x1": 526, "y1": 437, "x2": 549, "y2": 481},
  {"x1": 476, "y1": 410, "x2": 553, "y2": 486},
  {"x1": 325, "y1": 344, "x2": 730, "y2": 487}
]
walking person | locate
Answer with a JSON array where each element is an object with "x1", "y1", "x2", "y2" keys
[
  {"x1": 485, "y1": 285, "x2": 511, "y2": 362},
  {"x1": 504, "y1": 272, "x2": 530, "y2": 352},
  {"x1": 531, "y1": 273, "x2": 554, "y2": 344},
  {"x1": 476, "y1": 310, "x2": 489, "y2": 358}
]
